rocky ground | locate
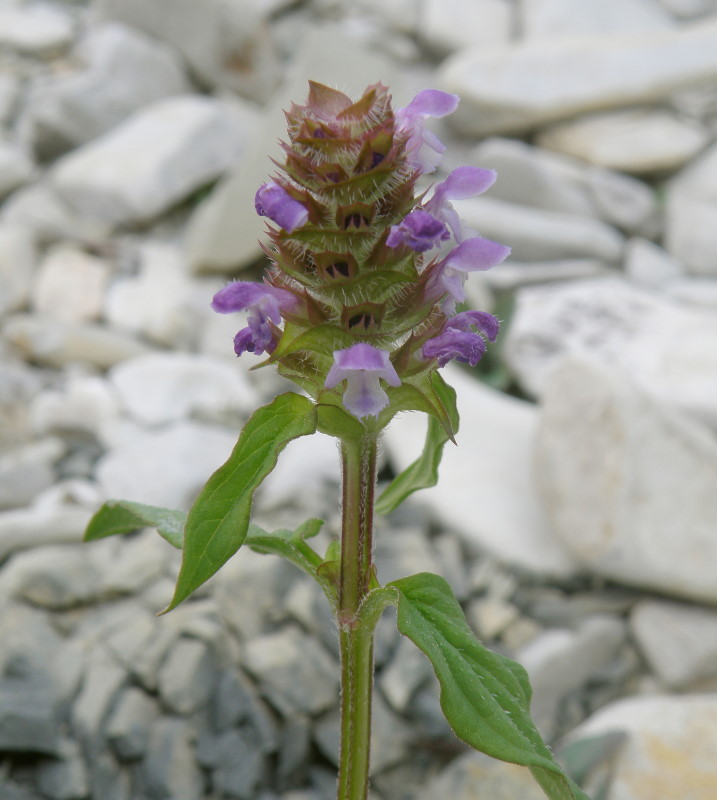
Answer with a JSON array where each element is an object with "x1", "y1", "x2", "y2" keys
[{"x1": 2, "y1": 1, "x2": 717, "y2": 799}]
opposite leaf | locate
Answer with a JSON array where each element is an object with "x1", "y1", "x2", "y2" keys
[
  {"x1": 84, "y1": 500, "x2": 187, "y2": 549},
  {"x1": 390, "y1": 573, "x2": 590, "y2": 800},
  {"x1": 163, "y1": 392, "x2": 317, "y2": 613}
]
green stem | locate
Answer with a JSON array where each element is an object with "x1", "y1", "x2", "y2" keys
[{"x1": 337, "y1": 433, "x2": 378, "y2": 800}]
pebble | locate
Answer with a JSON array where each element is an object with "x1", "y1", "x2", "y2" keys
[
  {"x1": 24, "y1": 23, "x2": 191, "y2": 158},
  {"x1": 0, "y1": 141, "x2": 34, "y2": 199},
  {"x1": 95, "y1": 0, "x2": 282, "y2": 99},
  {"x1": 379, "y1": 635, "x2": 433, "y2": 713},
  {"x1": 519, "y1": 615, "x2": 626, "y2": 739},
  {"x1": 0, "y1": 224, "x2": 37, "y2": 317},
  {"x1": 469, "y1": 136, "x2": 658, "y2": 236},
  {"x1": 104, "y1": 241, "x2": 217, "y2": 348},
  {"x1": 536, "y1": 108, "x2": 709, "y2": 174},
  {"x1": 0, "y1": 73, "x2": 18, "y2": 124},
  {"x1": 521, "y1": 0, "x2": 673, "y2": 40},
  {"x1": 570, "y1": 694, "x2": 717, "y2": 800},
  {"x1": 158, "y1": 636, "x2": 217, "y2": 714},
  {"x1": 630, "y1": 600, "x2": 717, "y2": 688},
  {"x1": 666, "y1": 277, "x2": 717, "y2": 308},
  {"x1": 536, "y1": 358, "x2": 717, "y2": 603},
  {"x1": 198, "y1": 728, "x2": 267, "y2": 800},
  {"x1": 52, "y1": 96, "x2": 253, "y2": 227},
  {"x1": 32, "y1": 245, "x2": 110, "y2": 323},
  {"x1": 451, "y1": 196, "x2": 624, "y2": 263},
  {"x1": 665, "y1": 140, "x2": 717, "y2": 276},
  {"x1": 243, "y1": 626, "x2": 339, "y2": 716},
  {"x1": 3, "y1": 313, "x2": 150, "y2": 369},
  {"x1": 105, "y1": 686, "x2": 160, "y2": 761},
  {"x1": 36, "y1": 738, "x2": 89, "y2": 800},
  {"x1": 383, "y1": 366, "x2": 578, "y2": 576},
  {"x1": 659, "y1": 0, "x2": 717, "y2": 17},
  {"x1": 0, "y1": 5, "x2": 74, "y2": 56},
  {"x1": 484, "y1": 258, "x2": 610, "y2": 291},
  {"x1": 0, "y1": 436, "x2": 65, "y2": 509},
  {"x1": 624, "y1": 237, "x2": 684, "y2": 287},
  {"x1": 418, "y1": 0, "x2": 513, "y2": 54},
  {"x1": 95, "y1": 420, "x2": 237, "y2": 509},
  {"x1": 108, "y1": 352, "x2": 260, "y2": 426},
  {"x1": 71, "y1": 647, "x2": 127, "y2": 742},
  {"x1": 141, "y1": 717, "x2": 204, "y2": 800},
  {"x1": 0, "y1": 500, "x2": 92, "y2": 562},
  {"x1": 504, "y1": 278, "x2": 717, "y2": 426},
  {"x1": 440, "y1": 21, "x2": 717, "y2": 135}
]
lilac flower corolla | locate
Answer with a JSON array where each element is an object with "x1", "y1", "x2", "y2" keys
[
  {"x1": 325, "y1": 343, "x2": 401, "y2": 419},
  {"x1": 428, "y1": 237, "x2": 511, "y2": 314},
  {"x1": 423, "y1": 311, "x2": 500, "y2": 368},
  {"x1": 386, "y1": 209, "x2": 450, "y2": 252},
  {"x1": 212, "y1": 281, "x2": 300, "y2": 356},
  {"x1": 255, "y1": 181, "x2": 309, "y2": 233},
  {"x1": 395, "y1": 89, "x2": 459, "y2": 173},
  {"x1": 425, "y1": 166, "x2": 497, "y2": 243}
]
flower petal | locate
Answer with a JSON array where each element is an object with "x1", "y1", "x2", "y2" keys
[
  {"x1": 444, "y1": 237, "x2": 512, "y2": 273},
  {"x1": 254, "y1": 181, "x2": 309, "y2": 233},
  {"x1": 386, "y1": 209, "x2": 450, "y2": 252},
  {"x1": 447, "y1": 310, "x2": 500, "y2": 342},
  {"x1": 399, "y1": 89, "x2": 459, "y2": 119},
  {"x1": 422, "y1": 329, "x2": 487, "y2": 368}
]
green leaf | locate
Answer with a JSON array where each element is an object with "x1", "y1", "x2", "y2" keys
[
  {"x1": 375, "y1": 415, "x2": 450, "y2": 515},
  {"x1": 316, "y1": 400, "x2": 365, "y2": 442},
  {"x1": 84, "y1": 500, "x2": 187, "y2": 549},
  {"x1": 163, "y1": 392, "x2": 317, "y2": 612},
  {"x1": 390, "y1": 573, "x2": 590, "y2": 800}
]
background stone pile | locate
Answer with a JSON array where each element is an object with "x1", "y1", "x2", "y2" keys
[{"x1": 2, "y1": 1, "x2": 717, "y2": 799}]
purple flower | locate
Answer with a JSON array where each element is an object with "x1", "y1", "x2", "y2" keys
[
  {"x1": 425, "y1": 166, "x2": 497, "y2": 243},
  {"x1": 212, "y1": 281, "x2": 300, "y2": 356},
  {"x1": 422, "y1": 311, "x2": 500, "y2": 368},
  {"x1": 386, "y1": 209, "x2": 450, "y2": 252},
  {"x1": 395, "y1": 89, "x2": 459, "y2": 173},
  {"x1": 255, "y1": 181, "x2": 309, "y2": 233},
  {"x1": 325, "y1": 343, "x2": 401, "y2": 419},
  {"x1": 427, "y1": 237, "x2": 511, "y2": 313}
]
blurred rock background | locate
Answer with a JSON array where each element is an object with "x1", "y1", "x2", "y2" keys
[{"x1": 1, "y1": 1, "x2": 717, "y2": 798}]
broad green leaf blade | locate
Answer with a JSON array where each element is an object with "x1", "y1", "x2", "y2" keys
[
  {"x1": 163, "y1": 393, "x2": 317, "y2": 612},
  {"x1": 84, "y1": 500, "x2": 187, "y2": 549},
  {"x1": 376, "y1": 416, "x2": 449, "y2": 515},
  {"x1": 391, "y1": 573, "x2": 590, "y2": 800}
]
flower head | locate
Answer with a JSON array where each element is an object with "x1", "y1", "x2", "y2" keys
[
  {"x1": 255, "y1": 181, "x2": 309, "y2": 233},
  {"x1": 422, "y1": 311, "x2": 500, "y2": 368},
  {"x1": 325, "y1": 343, "x2": 401, "y2": 419},
  {"x1": 386, "y1": 209, "x2": 450, "y2": 252},
  {"x1": 395, "y1": 89, "x2": 459, "y2": 173},
  {"x1": 212, "y1": 281, "x2": 300, "y2": 356}
]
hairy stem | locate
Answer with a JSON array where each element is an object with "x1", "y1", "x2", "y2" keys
[{"x1": 337, "y1": 433, "x2": 378, "y2": 800}]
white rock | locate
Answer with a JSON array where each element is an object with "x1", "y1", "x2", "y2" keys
[
  {"x1": 624, "y1": 237, "x2": 684, "y2": 286},
  {"x1": 24, "y1": 23, "x2": 191, "y2": 158},
  {"x1": 0, "y1": 73, "x2": 18, "y2": 124},
  {"x1": 3, "y1": 314, "x2": 149, "y2": 369},
  {"x1": 658, "y1": 0, "x2": 717, "y2": 18},
  {"x1": 0, "y1": 181, "x2": 111, "y2": 245},
  {"x1": 94, "y1": 0, "x2": 281, "y2": 100},
  {"x1": 383, "y1": 365, "x2": 578, "y2": 577},
  {"x1": 104, "y1": 242, "x2": 218, "y2": 348},
  {"x1": 32, "y1": 245, "x2": 110, "y2": 323},
  {"x1": 452, "y1": 196, "x2": 624, "y2": 262},
  {"x1": 536, "y1": 108, "x2": 709, "y2": 174},
  {"x1": 519, "y1": 616, "x2": 626, "y2": 737},
  {"x1": 666, "y1": 277, "x2": 717, "y2": 309},
  {"x1": 30, "y1": 374, "x2": 121, "y2": 439},
  {"x1": 630, "y1": 600, "x2": 717, "y2": 688},
  {"x1": 469, "y1": 137, "x2": 658, "y2": 236},
  {"x1": 95, "y1": 420, "x2": 237, "y2": 509},
  {"x1": 536, "y1": 358, "x2": 717, "y2": 603},
  {"x1": 440, "y1": 22, "x2": 717, "y2": 135},
  {"x1": 666, "y1": 140, "x2": 717, "y2": 276},
  {"x1": 570, "y1": 694, "x2": 717, "y2": 800},
  {"x1": 0, "y1": 5, "x2": 74, "y2": 56},
  {"x1": 505, "y1": 279, "x2": 717, "y2": 426},
  {"x1": 108, "y1": 352, "x2": 261, "y2": 426},
  {"x1": 0, "y1": 502, "x2": 93, "y2": 562},
  {"x1": 484, "y1": 258, "x2": 610, "y2": 291},
  {"x1": 419, "y1": 0, "x2": 512, "y2": 53},
  {"x1": 356, "y1": 0, "x2": 421, "y2": 34},
  {"x1": 521, "y1": 0, "x2": 673, "y2": 40},
  {"x1": 51, "y1": 96, "x2": 253, "y2": 227},
  {"x1": 0, "y1": 141, "x2": 34, "y2": 199},
  {"x1": 0, "y1": 225, "x2": 36, "y2": 317},
  {"x1": 0, "y1": 437, "x2": 66, "y2": 510},
  {"x1": 186, "y1": 23, "x2": 400, "y2": 274}
]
